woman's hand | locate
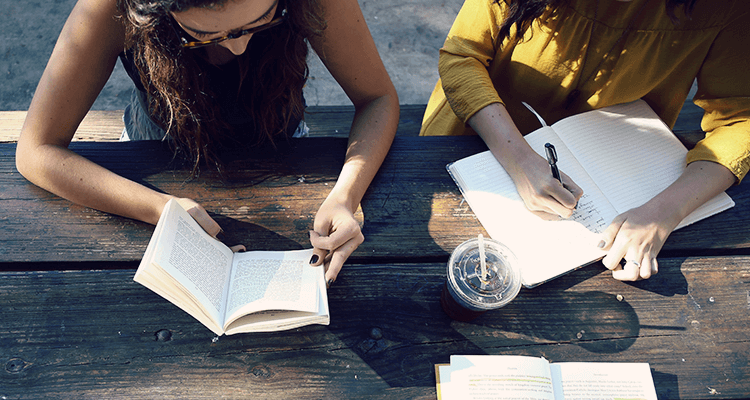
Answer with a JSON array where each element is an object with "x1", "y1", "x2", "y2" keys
[
  {"x1": 510, "y1": 150, "x2": 584, "y2": 218},
  {"x1": 599, "y1": 200, "x2": 680, "y2": 281},
  {"x1": 468, "y1": 103, "x2": 583, "y2": 218},
  {"x1": 599, "y1": 161, "x2": 736, "y2": 281},
  {"x1": 173, "y1": 197, "x2": 246, "y2": 252},
  {"x1": 308, "y1": 196, "x2": 364, "y2": 286},
  {"x1": 173, "y1": 198, "x2": 222, "y2": 237}
]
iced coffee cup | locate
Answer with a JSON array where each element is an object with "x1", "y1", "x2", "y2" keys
[{"x1": 440, "y1": 236, "x2": 522, "y2": 322}]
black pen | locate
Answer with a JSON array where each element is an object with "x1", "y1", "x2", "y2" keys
[{"x1": 544, "y1": 143, "x2": 561, "y2": 182}]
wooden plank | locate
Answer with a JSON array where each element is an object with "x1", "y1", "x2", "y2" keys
[
  {"x1": 0, "y1": 110, "x2": 125, "y2": 142},
  {"x1": 1, "y1": 256, "x2": 748, "y2": 398},
  {"x1": 1, "y1": 137, "x2": 749, "y2": 265},
  {"x1": 1, "y1": 96, "x2": 703, "y2": 143},
  {"x1": 304, "y1": 104, "x2": 426, "y2": 138},
  {"x1": 0, "y1": 105, "x2": 427, "y2": 142}
]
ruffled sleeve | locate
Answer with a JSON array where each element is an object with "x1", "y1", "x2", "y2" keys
[
  {"x1": 687, "y1": 5, "x2": 750, "y2": 183},
  {"x1": 437, "y1": 0, "x2": 504, "y2": 123}
]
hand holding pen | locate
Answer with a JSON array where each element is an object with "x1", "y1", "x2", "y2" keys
[
  {"x1": 538, "y1": 142, "x2": 582, "y2": 217},
  {"x1": 544, "y1": 143, "x2": 561, "y2": 182}
]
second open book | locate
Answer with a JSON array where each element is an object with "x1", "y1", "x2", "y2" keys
[
  {"x1": 436, "y1": 355, "x2": 657, "y2": 400},
  {"x1": 447, "y1": 100, "x2": 734, "y2": 288}
]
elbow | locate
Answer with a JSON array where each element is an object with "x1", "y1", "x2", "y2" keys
[
  {"x1": 15, "y1": 140, "x2": 35, "y2": 182},
  {"x1": 15, "y1": 135, "x2": 49, "y2": 185}
]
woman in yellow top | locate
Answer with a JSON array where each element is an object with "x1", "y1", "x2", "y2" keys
[{"x1": 421, "y1": 0, "x2": 749, "y2": 281}]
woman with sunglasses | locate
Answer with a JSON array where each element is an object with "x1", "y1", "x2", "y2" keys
[{"x1": 15, "y1": 0, "x2": 399, "y2": 285}]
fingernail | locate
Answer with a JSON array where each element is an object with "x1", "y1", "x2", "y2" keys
[
  {"x1": 310, "y1": 254, "x2": 319, "y2": 264},
  {"x1": 327, "y1": 279, "x2": 334, "y2": 288},
  {"x1": 597, "y1": 240, "x2": 605, "y2": 248}
]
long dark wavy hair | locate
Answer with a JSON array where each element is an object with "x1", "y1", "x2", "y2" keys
[
  {"x1": 494, "y1": 0, "x2": 698, "y2": 43},
  {"x1": 117, "y1": 0, "x2": 325, "y2": 171}
]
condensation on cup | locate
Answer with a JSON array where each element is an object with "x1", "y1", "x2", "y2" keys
[{"x1": 440, "y1": 237, "x2": 522, "y2": 322}]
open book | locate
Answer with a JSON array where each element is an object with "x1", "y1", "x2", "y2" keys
[
  {"x1": 447, "y1": 100, "x2": 734, "y2": 288},
  {"x1": 134, "y1": 199, "x2": 329, "y2": 336},
  {"x1": 436, "y1": 355, "x2": 657, "y2": 400}
]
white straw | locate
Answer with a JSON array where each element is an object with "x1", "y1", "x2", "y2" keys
[{"x1": 478, "y1": 234, "x2": 487, "y2": 279}]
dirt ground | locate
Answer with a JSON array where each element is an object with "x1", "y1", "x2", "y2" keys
[{"x1": 0, "y1": 0, "x2": 463, "y2": 111}]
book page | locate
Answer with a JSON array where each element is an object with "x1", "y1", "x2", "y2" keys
[
  {"x1": 224, "y1": 263, "x2": 328, "y2": 334},
  {"x1": 552, "y1": 99, "x2": 733, "y2": 228},
  {"x1": 448, "y1": 127, "x2": 612, "y2": 287},
  {"x1": 552, "y1": 100, "x2": 684, "y2": 214},
  {"x1": 438, "y1": 355, "x2": 555, "y2": 400},
  {"x1": 550, "y1": 362, "x2": 657, "y2": 400},
  {"x1": 152, "y1": 200, "x2": 234, "y2": 325},
  {"x1": 223, "y1": 249, "x2": 319, "y2": 327}
]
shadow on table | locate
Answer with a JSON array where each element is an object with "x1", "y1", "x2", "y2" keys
[
  {"x1": 327, "y1": 264, "x2": 657, "y2": 388},
  {"x1": 211, "y1": 215, "x2": 307, "y2": 251},
  {"x1": 652, "y1": 369, "x2": 681, "y2": 400},
  {"x1": 628, "y1": 258, "x2": 690, "y2": 297}
]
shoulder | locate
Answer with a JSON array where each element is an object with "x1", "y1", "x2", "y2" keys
[{"x1": 61, "y1": 0, "x2": 125, "y2": 55}]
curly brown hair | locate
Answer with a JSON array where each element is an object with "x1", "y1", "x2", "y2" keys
[
  {"x1": 117, "y1": 0, "x2": 326, "y2": 172},
  {"x1": 494, "y1": 0, "x2": 698, "y2": 43}
]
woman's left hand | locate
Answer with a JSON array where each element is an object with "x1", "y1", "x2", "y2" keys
[
  {"x1": 598, "y1": 161, "x2": 736, "y2": 281},
  {"x1": 599, "y1": 200, "x2": 681, "y2": 281},
  {"x1": 308, "y1": 197, "x2": 364, "y2": 286}
]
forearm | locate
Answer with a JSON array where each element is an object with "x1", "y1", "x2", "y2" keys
[
  {"x1": 468, "y1": 102, "x2": 539, "y2": 178},
  {"x1": 649, "y1": 160, "x2": 736, "y2": 226},
  {"x1": 327, "y1": 93, "x2": 398, "y2": 211},
  {"x1": 16, "y1": 143, "x2": 170, "y2": 225}
]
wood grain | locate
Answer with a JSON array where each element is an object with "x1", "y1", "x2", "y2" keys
[
  {"x1": 3, "y1": 137, "x2": 748, "y2": 266},
  {"x1": 0, "y1": 105, "x2": 427, "y2": 142},
  {"x1": 1, "y1": 256, "x2": 748, "y2": 399}
]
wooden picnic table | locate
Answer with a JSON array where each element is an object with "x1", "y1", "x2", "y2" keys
[{"x1": 1, "y1": 105, "x2": 749, "y2": 399}]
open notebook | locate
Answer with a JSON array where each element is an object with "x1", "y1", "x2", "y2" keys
[{"x1": 447, "y1": 100, "x2": 734, "y2": 287}]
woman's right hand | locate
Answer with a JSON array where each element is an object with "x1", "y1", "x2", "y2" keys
[
  {"x1": 468, "y1": 103, "x2": 583, "y2": 219},
  {"x1": 173, "y1": 197, "x2": 246, "y2": 252},
  {"x1": 172, "y1": 198, "x2": 223, "y2": 238},
  {"x1": 508, "y1": 150, "x2": 583, "y2": 218}
]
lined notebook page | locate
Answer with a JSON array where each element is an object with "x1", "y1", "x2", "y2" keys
[
  {"x1": 552, "y1": 100, "x2": 733, "y2": 228},
  {"x1": 552, "y1": 100, "x2": 685, "y2": 213},
  {"x1": 447, "y1": 127, "x2": 607, "y2": 287}
]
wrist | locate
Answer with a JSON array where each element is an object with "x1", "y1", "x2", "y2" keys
[
  {"x1": 323, "y1": 187, "x2": 358, "y2": 213},
  {"x1": 147, "y1": 193, "x2": 174, "y2": 225},
  {"x1": 642, "y1": 194, "x2": 686, "y2": 232}
]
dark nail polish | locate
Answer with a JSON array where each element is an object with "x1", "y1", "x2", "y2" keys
[
  {"x1": 327, "y1": 279, "x2": 334, "y2": 288},
  {"x1": 310, "y1": 254, "x2": 319, "y2": 264}
]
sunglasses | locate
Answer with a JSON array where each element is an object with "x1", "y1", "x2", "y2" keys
[{"x1": 177, "y1": 8, "x2": 287, "y2": 49}]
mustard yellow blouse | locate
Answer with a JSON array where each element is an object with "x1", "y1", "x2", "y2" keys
[{"x1": 421, "y1": 0, "x2": 750, "y2": 182}]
